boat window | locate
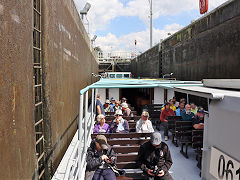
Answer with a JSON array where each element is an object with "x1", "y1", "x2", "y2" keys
[
  {"x1": 116, "y1": 74, "x2": 122, "y2": 78},
  {"x1": 124, "y1": 74, "x2": 130, "y2": 78},
  {"x1": 110, "y1": 74, "x2": 115, "y2": 78}
]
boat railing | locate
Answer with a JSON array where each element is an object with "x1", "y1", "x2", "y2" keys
[{"x1": 52, "y1": 89, "x2": 97, "y2": 180}]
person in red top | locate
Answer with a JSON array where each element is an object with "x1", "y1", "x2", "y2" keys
[{"x1": 160, "y1": 102, "x2": 175, "y2": 141}]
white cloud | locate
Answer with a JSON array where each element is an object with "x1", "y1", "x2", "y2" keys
[
  {"x1": 95, "y1": 23, "x2": 184, "y2": 54},
  {"x1": 73, "y1": 0, "x2": 229, "y2": 53}
]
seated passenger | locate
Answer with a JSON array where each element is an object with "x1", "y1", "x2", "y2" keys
[
  {"x1": 182, "y1": 104, "x2": 195, "y2": 121},
  {"x1": 175, "y1": 102, "x2": 186, "y2": 116},
  {"x1": 121, "y1": 97, "x2": 127, "y2": 104},
  {"x1": 85, "y1": 135, "x2": 117, "y2": 180},
  {"x1": 110, "y1": 110, "x2": 129, "y2": 133},
  {"x1": 114, "y1": 101, "x2": 121, "y2": 111},
  {"x1": 160, "y1": 103, "x2": 175, "y2": 141},
  {"x1": 193, "y1": 108, "x2": 204, "y2": 129},
  {"x1": 172, "y1": 96, "x2": 179, "y2": 108},
  {"x1": 190, "y1": 103, "x2": 198, "y2": 115},
  {"x1": 121, "y1": 102, "x2": 132, "y2": 117},
  {"x1": 137, "y1": 132, "x2": 173, "y2": 180},
  {"x1": 180, "y1": 98, "x2": 186, "y2": 105},
  {"x1": 93, "y1": 114, "x2": 110, "y2": 134},
  {"x1": 161, "y1": 99, "x2": 176, "y2": 111},
  {"x1": 121, "y1": 97, "x2": 132, "y2": 110},
  {"x1": 136, "y1": 111, "x2": 154, "y2": 133},
  {"x1": 109, "y1": 97, "x2": 116, "y2": 112},
  {"x1": 104, "y1": 100, "x2": 111, "y2": 112}
]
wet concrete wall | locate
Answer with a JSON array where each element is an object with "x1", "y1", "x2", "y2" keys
[
  {"x1": 131, "y1": 0, "x2": 240, "y2": 80},
  {"x1": 131, "y1": 45, "x2": 161, "y2": 78},
  {"x1": 0, "y1": 0, "x2": 98, "y2": 179},
  {"x1": 99, "y1": 62, "x2": 131, "y2": 72},
  {"x1": 42, "y1": 0, "x2": 98, "y2": 177},
  {"x1": 0, "y1": 1, "x2": 37, "y2": 180}
]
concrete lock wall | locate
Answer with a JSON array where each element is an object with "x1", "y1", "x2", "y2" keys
[
  {"x1": 42, "y1": 0, "x2": 98, "y2": 177},
  {"x1": 0, "y1": 1, "x2": 37, "y2": 180},
  {"x1": 131, "y1": 44, "x2": 161, "y2": 78},
  {"x1": 131, "y1": 0, "x2": 240, "y2": 80},
  {"x1": 0, "y1": 0, "x2": 98, "y2": 179}
]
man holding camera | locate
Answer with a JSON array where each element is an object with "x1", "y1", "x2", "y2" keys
[
  {"x1": 85, "y1": 135, "x2": 117, "y2": 180},
  {"x1": 137, "y1": 132, "x2": 173, "y2": 180}
]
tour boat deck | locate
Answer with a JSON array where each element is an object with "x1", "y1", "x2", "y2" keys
[{"x1": 158, "y1": 127, "x2": 201, "y2": 180}]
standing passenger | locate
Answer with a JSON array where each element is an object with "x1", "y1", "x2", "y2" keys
[
  {"x1": 136, "y1": 111, "x2": 154, "y2": 133},
  {"x1": 160, "y1": 103, "x2": 175, "y2": 141},
  {"x1": 96, "y1": 94, "x2": 105, "y2": 116},
  {"x1": 110, "y1": 110, "x2": 129, "y2": 133}
]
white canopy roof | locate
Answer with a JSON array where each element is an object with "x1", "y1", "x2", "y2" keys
[{"x1": 174, "y1": 86, "x2": 240, "y2": 100}]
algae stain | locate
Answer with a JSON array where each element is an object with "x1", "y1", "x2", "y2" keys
[{"x1": 12, "y1": 86, "x2": 17, "y2": 135}]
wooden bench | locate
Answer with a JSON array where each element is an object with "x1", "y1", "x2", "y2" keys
[
  {"x1": 143, "y1": 104, "x2": 162, "y2": 128},
  {"x1": 105, "y1": 116, "x2": 133, "y2": 122},
  {"x1": 105, "y1": 112, "x2": 115, "y2": 116},
  {"x1": 192, "y1": 130, "x2": 203, "y2": 169},
  {"x1": 167, "y1": 116, "x2": 182, "y2": 147},
  {"x1": 175, "y1": 121, "x2": 193, "y2": 158},
  {"x1": 133, "y1": 116, "x2": 141, "y2": 121},
  {"x1": 131, "y1": 111, "x2": 137, "y2": 116},
  {"x1": 91, "y1": 133, "x2": 151, "y2": 179}
]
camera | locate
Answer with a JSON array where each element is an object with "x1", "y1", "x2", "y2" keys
[
  {"x1": 103, "y1": 149, "x2": 113, "y2": 163},
  {"x1": 152, "y1": 165, "x2": 162, "y2": 176}
]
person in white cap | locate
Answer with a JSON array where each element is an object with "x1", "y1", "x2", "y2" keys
[
  {"x1": 137, "y1": 132, "x2": 173, "y2": 180},
  {"x1": 121, "y1": 102, "x2": 132, "y2": 117},
  {"x1": 109, "y1": 109, "x2": 129, "y2": 133},
  {"x1": 104, "y1": 99, "x2": 111, "y2": 112},
  {"x1": 136, "y1": 111, "x2": 154, "y2": 133}
]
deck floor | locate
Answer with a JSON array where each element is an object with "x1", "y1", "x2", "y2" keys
[{"x1": 157, "y1": 126, "x2": 201, "y2": 180}]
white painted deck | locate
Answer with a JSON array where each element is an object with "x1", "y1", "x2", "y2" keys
[{"x1": 158, "y1": 126, "x2": 202, "y2": 180}]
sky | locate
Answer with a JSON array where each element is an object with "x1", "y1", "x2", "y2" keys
[{"x1": 73, "y1": 0, "x2": 229, "y2": 55}]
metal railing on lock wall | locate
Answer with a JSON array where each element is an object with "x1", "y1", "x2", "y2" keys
[{"x1": 63, "y1": 88, "x2": 97, "y2": 180}]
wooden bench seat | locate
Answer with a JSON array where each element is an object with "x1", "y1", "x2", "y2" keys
[
  {"x1": 133, "y1": 116, "x2": 141, "y2": 121},
  {"x1": 91, "y1": 133, "x2": 151, "y2": 139},
  {"x1": 192, "y1": 130, "x2": 203, "y2": 169},
  {"x1": 91, "y1": 133, "x2": 151, "y2": 179},
  {"x1": 167, "y1": 116, "x2": 182, "y2": 147},
  {"x1": 175, "y1": 121, "x2": 193, "y2": 158}
]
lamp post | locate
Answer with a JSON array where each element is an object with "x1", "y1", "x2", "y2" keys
[
  {"x1": 91, "y1": 35, "x2": 97, "y2": 46},
  {"x1": 150, "y1": 0, "x2": 153, "y2": 48},
  {"x1": 80, "y1": 3, "x2": 91, "y2": 19},
  {"x1": 80, "y1": 3, "x2": 91, "y2": 33}
]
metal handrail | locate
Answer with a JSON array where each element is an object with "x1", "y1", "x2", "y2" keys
[{"x1": 56, "y1": 88, "x2": 96, "y2": 180}]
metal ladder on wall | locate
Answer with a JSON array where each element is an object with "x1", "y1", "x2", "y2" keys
[{"x1": 33, "y1": 0, "x2": 46, "y2": 179}]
